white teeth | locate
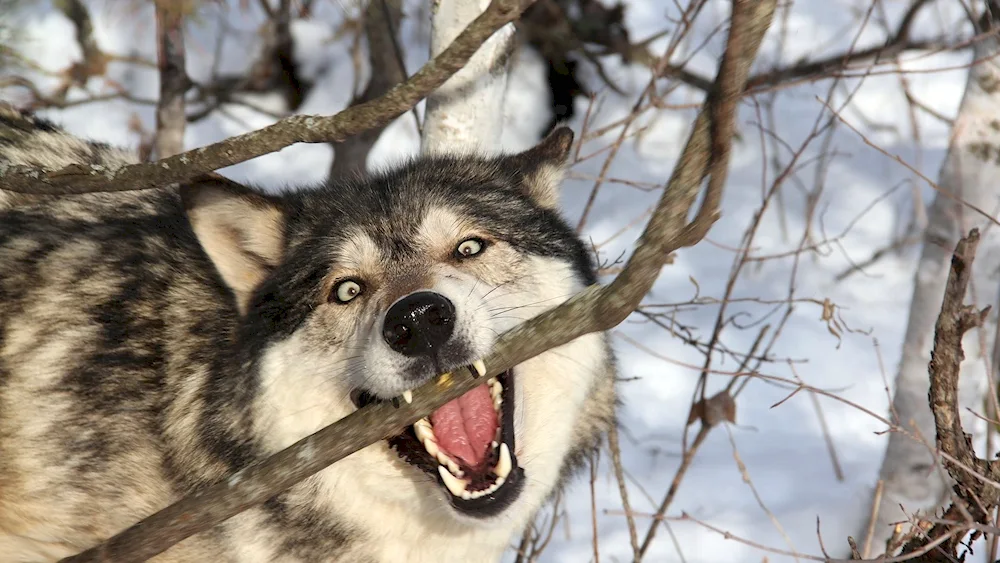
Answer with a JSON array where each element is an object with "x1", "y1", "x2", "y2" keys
[
  {"x1": 415, "y1": 418, "x2": 441, "y2": 458},
  {"x1": 438, "y1": 465, "x2": 467, "y2": 497},
  {"x1": 434, "y1": 451, "x2": 449, "y2": 466},
  {"x1": 495, "y1": 443, "x2": 512, "y2": 478},
  {"x1": 468, "y1": 477, "x2": 506, "y2": 499},
  {"x1": 487, "y1": 377, "x2": 497, "y2": 386},
  {"x1": 472, "y1": 360, "x2": 487, "y2": 378},
  {"x1": 490, "y1": 380, "x2": 503, "y2": 401},
  {"x1": 434, "y1": 440, "x2": 509, "y2": 500},
  {"x1": 414, "y1": 419, "x2": 434, "y2": 443},
  {"x1": 421, "y1": 410, "x2": 510, "y2": 501},
  {"x1": 424, "y1": 438, "x2": 439, "y2": 458},
  {"x1": 433, "y1": 450, "x2": 463, "y2": 477},
  {"x1": 402, "y1": 390, "x2": 413, "y2": 404}
]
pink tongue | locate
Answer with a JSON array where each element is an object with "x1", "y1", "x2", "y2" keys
[{"x1": 429, "y1": 384, "x2": 498, "y2": 468}]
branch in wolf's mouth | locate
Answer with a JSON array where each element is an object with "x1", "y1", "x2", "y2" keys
[
  {"x1": 1, "y1": 0, "x2": 531, "y2": 196},
  {"x1": 57, "y1": 2, "x2": 777, "y2": 562}
]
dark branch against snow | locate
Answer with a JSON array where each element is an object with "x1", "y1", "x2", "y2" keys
[{"x1": 2, "y1": 0, "x2": 534, "y2": 196}]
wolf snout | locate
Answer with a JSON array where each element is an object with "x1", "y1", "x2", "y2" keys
[{"x1": 382, "y1": 291, "x2": 456, "y2": 357}]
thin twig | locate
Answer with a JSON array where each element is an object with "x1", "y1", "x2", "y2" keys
[{"x1": 608, "y1": 424, "x2": 640, "y2": 560}]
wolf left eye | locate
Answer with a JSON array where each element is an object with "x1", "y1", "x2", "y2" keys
[
  {"x1": 455, "y1": 238, "x2": 485, "y2": 258},
  {"x1": 332, "y1": 279, "x2": 364, "y2": 304}
]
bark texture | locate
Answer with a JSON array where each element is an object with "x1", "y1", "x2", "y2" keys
[
  {"x1": 421, "y1": 0, "x2": 515, "y2": 154},
  {"x1": 864, "y1": 11, "x2": 1000, "y2": 552}
]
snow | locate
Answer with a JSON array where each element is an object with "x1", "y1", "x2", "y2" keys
[{"x1": 1, "y1": 0, "x2": 986, "y2": 560}]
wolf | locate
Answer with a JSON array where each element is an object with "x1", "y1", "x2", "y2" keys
[{"x1": 0, "y1": 103, "x2": 616, "y2": 562}]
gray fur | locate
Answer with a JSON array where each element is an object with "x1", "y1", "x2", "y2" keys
[{"x1": 0, "y1": 104, "x2": 616, "y2": 562}]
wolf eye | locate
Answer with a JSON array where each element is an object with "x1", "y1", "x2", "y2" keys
[
  {"x1": 332, "y1": 280, "x2": 364, "y2": 303},
  {"x1": 455, "y1": 238, "x2": 485, "y2": 258}
]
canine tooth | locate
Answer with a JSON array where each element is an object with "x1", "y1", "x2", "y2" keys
[
  {"x1": 402, "y1": 390, "x2": 413, "y2": 404},
  {"x1": 438, "y1": 466, "x2": 467, "y2": 497},
  {"x1": 471, "y1": 360, "x2": 487, "y2": 378},
  {"x1": 496, "y1": 443, "x2": 512, "y2": 478}
]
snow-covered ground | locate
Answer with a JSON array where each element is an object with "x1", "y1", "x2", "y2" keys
[{"x1": 2, "y1": 0, "x2": 984, "y2": 561}]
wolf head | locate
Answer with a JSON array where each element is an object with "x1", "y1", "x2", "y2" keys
[{"x1": 181, "y1": 128, "x2": 615, "y2": 538}]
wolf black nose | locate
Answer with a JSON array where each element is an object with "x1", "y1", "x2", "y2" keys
[{"x1": 383, "y1": 291, "x2": 456, "y2": 356}]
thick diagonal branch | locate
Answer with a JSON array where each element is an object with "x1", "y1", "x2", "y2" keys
[
  {"x1": 2, "y1": 0, "x2": 534, "y2": 196},
  {"x1": 59, "y1": 2, "x2": 776, "y2": 562}
]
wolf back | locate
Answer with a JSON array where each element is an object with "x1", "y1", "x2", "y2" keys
[{"x1": 0, "y1": 103, "x2": 616, "y2": 562}]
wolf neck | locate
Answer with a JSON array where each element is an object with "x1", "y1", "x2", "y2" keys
[{"x1": 310, "y1": 468, "x2": 518, "y2": 563}]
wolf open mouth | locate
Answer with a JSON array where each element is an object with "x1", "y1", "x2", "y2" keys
[{"x1": 352, "y1": 369, "x2": 524, "y2": 517}]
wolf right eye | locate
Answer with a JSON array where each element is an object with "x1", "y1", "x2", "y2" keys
[
  {"x1": 332, "y1": 280, "x2": 364, "y2": 304},
  {"x1": 455, "y1": 238, "x2": 485, "y2": 258}
]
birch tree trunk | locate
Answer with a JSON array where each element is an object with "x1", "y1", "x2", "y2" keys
[
  {"x1": 420, "y1": 0, "x2": 515, "y2": 153},
  {"x1": 863, "y1": 7, "x2": 1000, "y2": 553}
]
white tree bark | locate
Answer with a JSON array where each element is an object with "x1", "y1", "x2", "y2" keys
[
  {"x1": 420, "y1": 0, "x2": 515, "y2": 154},
  {"x1": 863, "y1": 19, "x2": 1000, "y2": 553}
]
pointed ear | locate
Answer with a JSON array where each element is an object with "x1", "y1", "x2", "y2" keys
[
  {"x1": 180, "y1": 176, "x2": 285, "y2": 314},
  {"x1": 508, "y1": 127, "x2": 574, "y2": 209}
]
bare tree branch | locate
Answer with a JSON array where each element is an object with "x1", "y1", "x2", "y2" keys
[
  {"x1": 893, "y1": 228, "x2": 999, "y2": 561},
  {"x1": 58, "y1": 1, "x2": 777, "y2": 561},
  {"x1": 152, "y1": 1, "x2": 188, "y2": 160},
  {"x1": 928, "y1": 231, "x2": 989, "y2": 490},
  {"x1": 0, "y1": 0, "x2": 535, "y2": 196},
  {"x1": 329, "y1": 0, "x2": 405, "y2": 177},
  {"x1": 654, "y1": 0, "x2": 944, "y2": 94}
]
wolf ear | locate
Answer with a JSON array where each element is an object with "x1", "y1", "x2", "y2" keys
[
  {"x1": 180, "y1": 176, "x2": 285, "y2": 314},
  {"x1": 508, "y1": 127, "x2": 574, "y2": 209}
]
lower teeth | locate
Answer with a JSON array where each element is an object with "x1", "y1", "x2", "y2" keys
[{"x1": 413, "y1": 380, "x2": 510, "y2": 500}]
